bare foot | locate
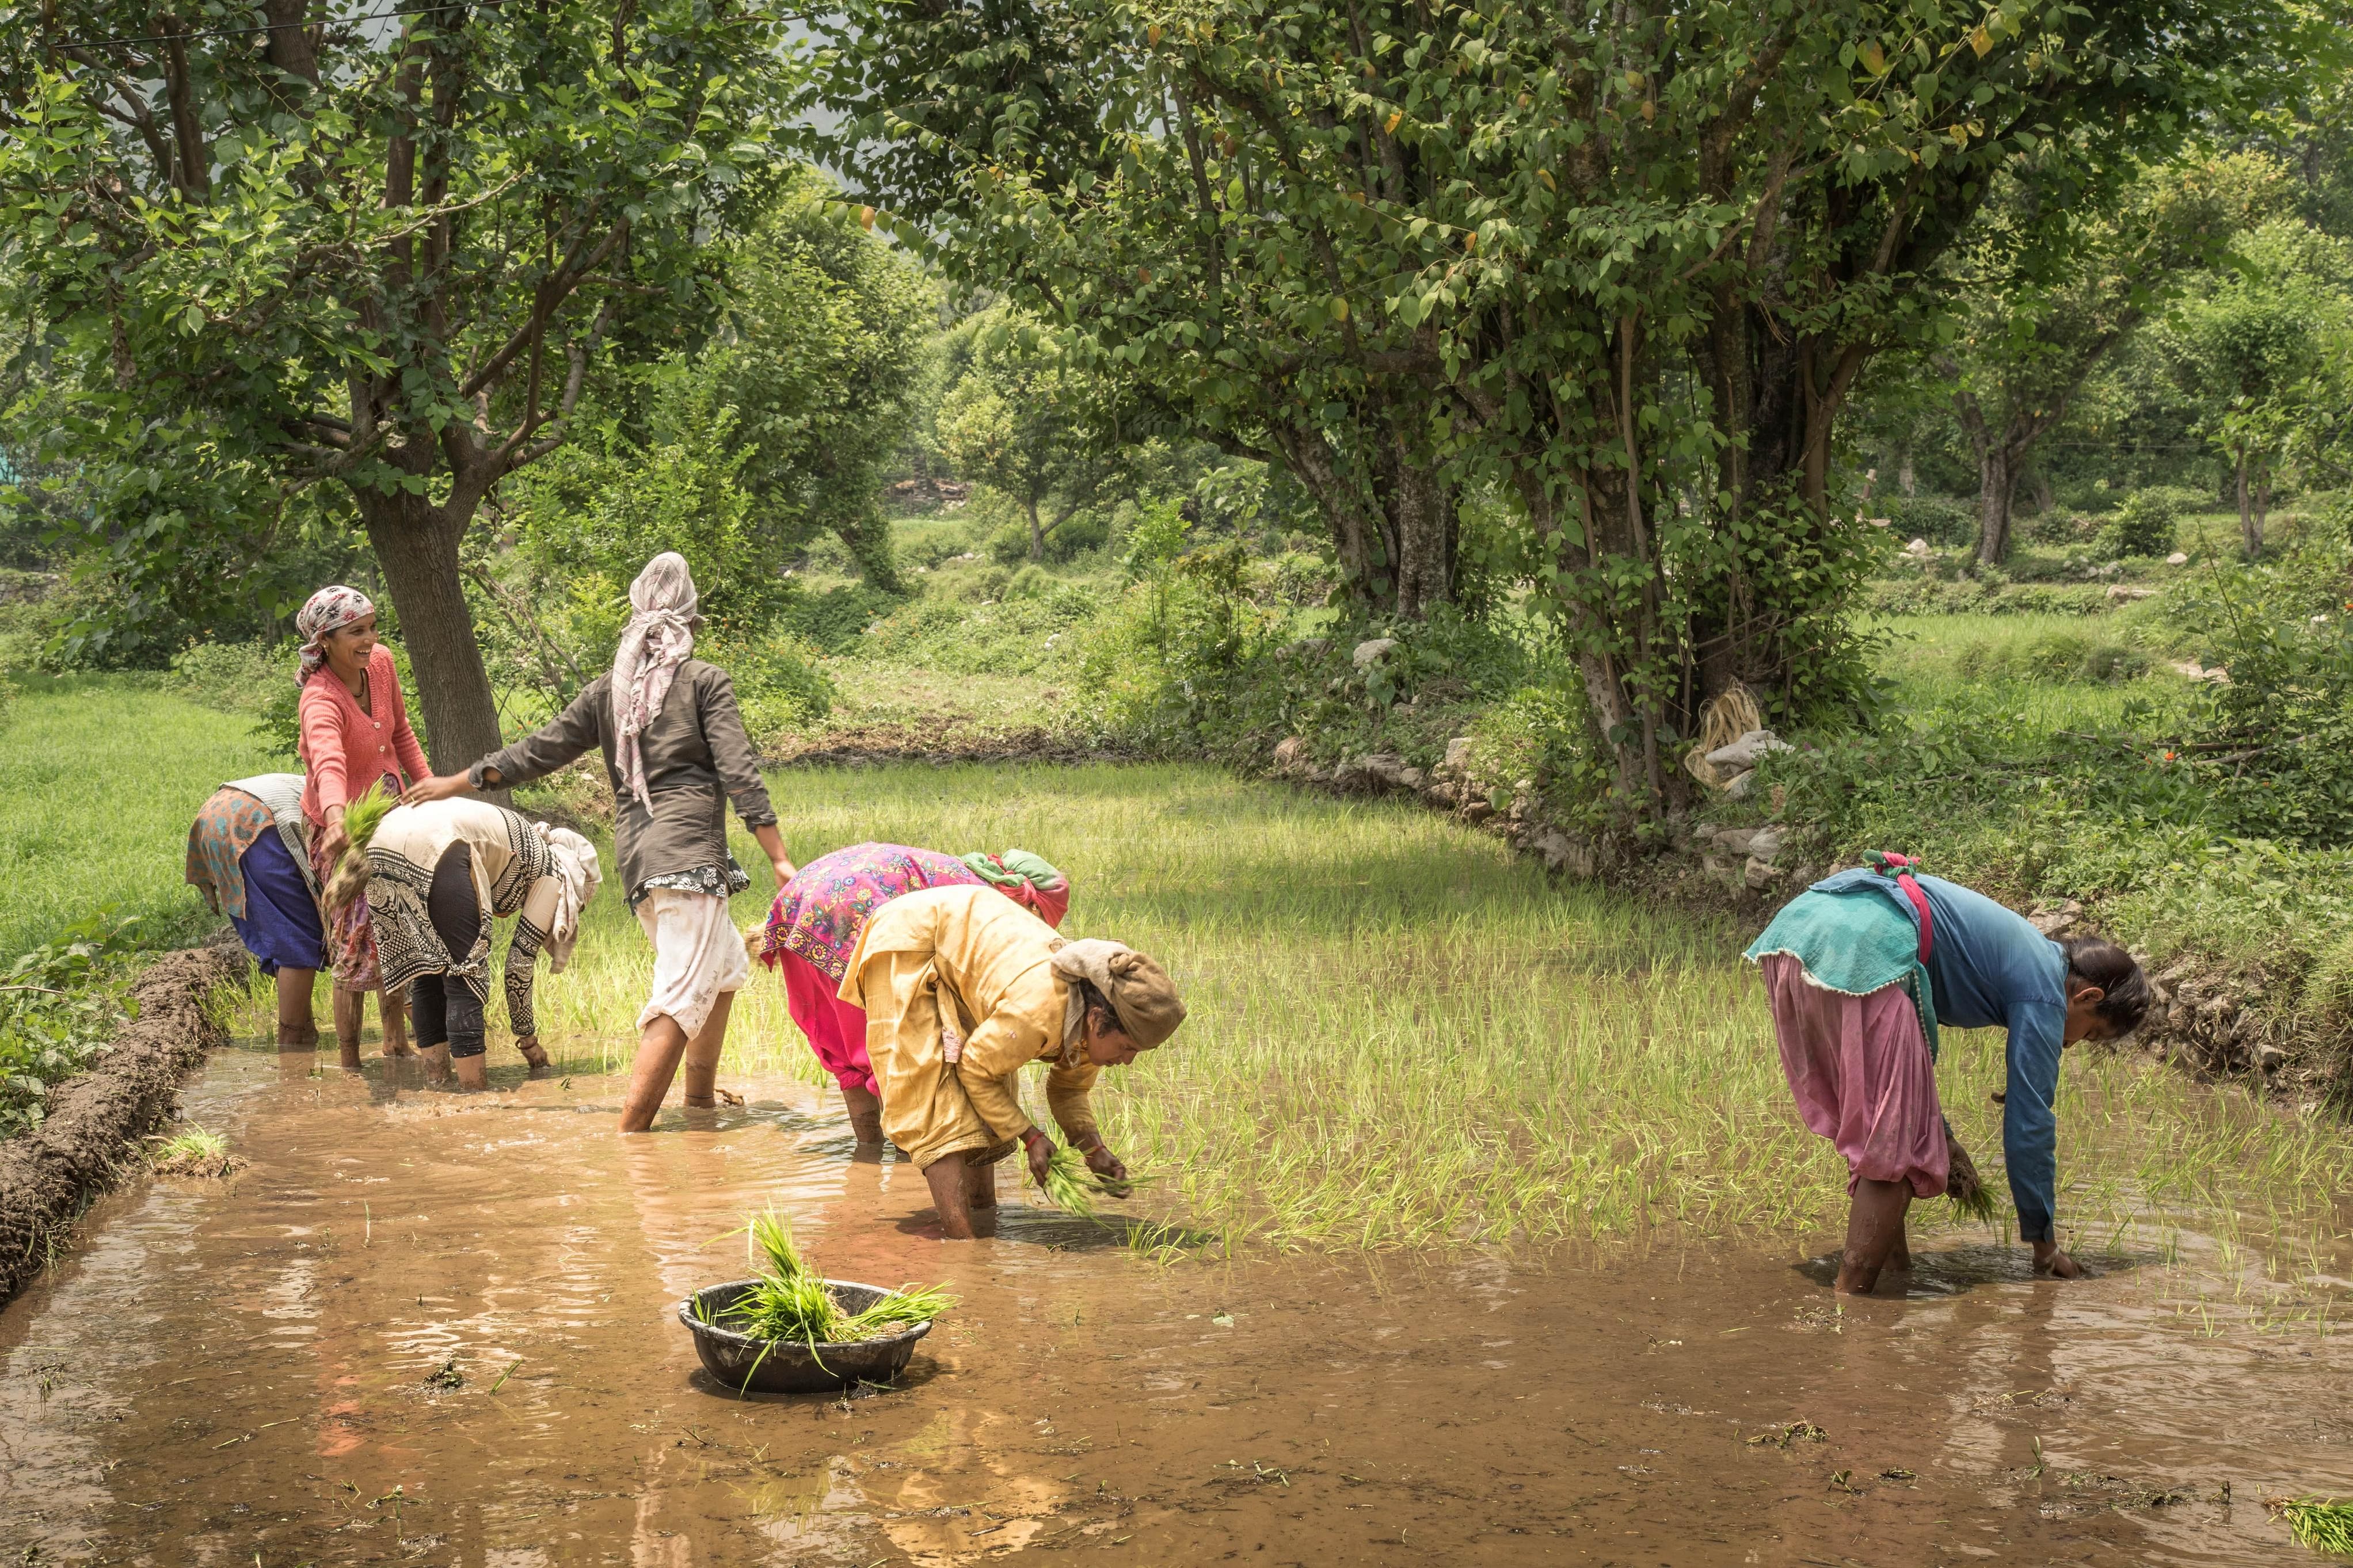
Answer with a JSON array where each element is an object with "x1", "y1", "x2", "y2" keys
[{"x1": 381, "y1": 1041, "x2": 418, "y2": 1059}]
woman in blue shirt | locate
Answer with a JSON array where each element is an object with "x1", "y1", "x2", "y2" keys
[{"x1": 1747, "y1": 856, "x2": 2152, "y2": 1294}]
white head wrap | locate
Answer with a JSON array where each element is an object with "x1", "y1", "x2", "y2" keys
[
  {"x1": 611, "y1": 552, "x2": 699, "y2": 811},
  {"x1": 535, "y1": 823, "x2": 602, "y2": 973}
]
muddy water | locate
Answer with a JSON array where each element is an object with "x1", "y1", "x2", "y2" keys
[{"x1": 5, "y1": 1043, "x2": 2352, "y2": 1566}]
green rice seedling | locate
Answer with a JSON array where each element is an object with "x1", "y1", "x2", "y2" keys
[
  {"x1": 710, "y1": 1208, "x2": 953, "y2": 1347},
  {"x1": 838, "y1": 1283, "x2": 958, "y2": 1338},
  {"x1": 2270, "y1": 1496, "x2": 2353, "y2": 1555},
  {"x1": 322, "y1": 780, "x2": 397, "y2": 914},
  {"x1": 1031, "y1": 1144, "x2": 1103, "y2": 1219},
  {"x1": 340, "y1": 779, "x2": 397, "y2": 851},
  {"x1": 1945, "y1": 1135, "x2": 1997, "y2": 1224},
  {"x1": 148, "y1": 1124, "x2": 240, "y2": 1177}
]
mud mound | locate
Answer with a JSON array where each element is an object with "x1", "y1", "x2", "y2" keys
[{"x1": 0, "y1": 946, "x2": 243, "y2": 1306}]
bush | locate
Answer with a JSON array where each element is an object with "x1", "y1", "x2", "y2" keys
[
  {"x1": 171, "y1": 639, "x2": 286, "y2": 715},
  {"x1": 1, "y1": 911, "x2": 138, "y2": 1141},
  {"x1": 772, "y1": 582, "x2": 898, "y2": 655},
  {"x1": 701, "y1": 632, "x2": 835, "y2": 748},
  {"x1": 2095, "y1": 490, "x2": 2183, "y2": 560},
  {"x1": 1880, "y1": 494, "x2": 1981, "y2": 548}
]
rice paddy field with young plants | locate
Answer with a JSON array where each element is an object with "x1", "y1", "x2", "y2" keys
[{"x1": 14, "y1": 674, "x2": 2353, "y2": 1563}]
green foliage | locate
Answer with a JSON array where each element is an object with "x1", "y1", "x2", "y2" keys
[
  {"x1": 814, "y1": 0, "x2": 2299, "y2": 821},
  {"x1": 0, "y1": 910, "x2": 138, "y2": 1141},
  {"x1": 2095, "y1": 490, "x2": 2185, "y2": 559},
  {"x1": 0, "y1": 1, "x2": 801, "y2": 753},
  {"x1": 702, "y1": 173, "x2": 938, "y2": 589},
  {"x1": 2172, "y1": 531, "x2": 2353, "y2": 844},
  {"x1": 699, "y1": 631, "x2": 835, "y2": 749},
  {"x1": 1882, "y1": 495, "x2": 1982, "y2": 548}
]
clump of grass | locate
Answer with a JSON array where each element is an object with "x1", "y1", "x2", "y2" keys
[
  {"x1": 707, "y1": 1209, "x2": 955, "y2": 1348},
  {"x1": 2272, "y1": 1497, "x2": 2353, "y2": 1556},
  {"x1": 149, "y1": 1124, "x2": 242, "y2": 1178},
  {"x1": 1946, "y1": 1133, "x2": 1997, "y2": 1224}
]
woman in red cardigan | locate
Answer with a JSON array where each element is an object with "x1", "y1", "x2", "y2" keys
[{"x1": 295, "y1": 585, "x2": 428, "y2": 1069}]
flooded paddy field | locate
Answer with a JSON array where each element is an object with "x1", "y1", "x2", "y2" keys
[{"x1": 6, "y1": 1040, "x2": 2353, "y2": 1567}]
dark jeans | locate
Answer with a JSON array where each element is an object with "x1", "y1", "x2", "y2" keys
[{"x1": 409, "y1": 842, "x2": 486, "y2": 1059}]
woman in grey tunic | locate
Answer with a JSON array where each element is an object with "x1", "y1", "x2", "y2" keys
[{"x1": 409, "y1": 553, "x2": 794, "y2": 1130}]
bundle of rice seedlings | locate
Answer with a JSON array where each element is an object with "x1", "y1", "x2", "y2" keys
[
  {"x1": 148, "y1": 1124, "x2": 243, "y2": 1178},
  {"x1": 1031, "y1": 1144, "x2": 1104, "y2": 1219},
  {"x1": 324, "y1": 780, "x2": 397, "y2": 913},
  {"x1": 1945, "y1": 1131, "x2": 1997, "y2": 1224},
  {"x1": 706, "y1": 1208, "x2": 955, "y2": 1348},
  {"x1": 2271, "y1": 1496, "x2": 2353, "y2": 1556}
]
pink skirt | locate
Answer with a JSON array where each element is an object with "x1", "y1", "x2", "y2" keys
[
  {"x1": 780, "y1": 948, "x2": 877, "y2": 1095},
  {"x1": 1760, "y1": 953, "x2": 1948, "y2": 1199}
]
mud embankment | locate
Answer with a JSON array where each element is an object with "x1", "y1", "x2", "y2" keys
[{"x1": 0, "y1": 945, "x2": 242, "y2": 1304}]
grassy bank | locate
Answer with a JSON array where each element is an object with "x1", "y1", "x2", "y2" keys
[
  {"x1": 8, "y1": 674, "x2": 2352, "y2": 1261},
  {"x1": 0, "y1": 674, "x2": 283, "y2": 956}
]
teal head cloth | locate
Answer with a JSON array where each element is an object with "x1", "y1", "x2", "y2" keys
[{"x1": 960, "y1": 849, "x2": 1071, "y2": 928}]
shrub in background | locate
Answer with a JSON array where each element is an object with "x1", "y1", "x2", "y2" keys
[{"x1": 2095, "y1": 490, "x2": 2183, "y2": 559}]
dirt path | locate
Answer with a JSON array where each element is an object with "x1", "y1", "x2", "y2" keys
[{"x1": 3, "y1": 1040, "x2": 2350, "y2": 1565}]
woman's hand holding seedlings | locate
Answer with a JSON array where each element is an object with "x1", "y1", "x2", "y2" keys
[
  {"x1": 1079, "y1": 1136, "x2": 1128, "y2": 1185},
  {"x1": 1023, "y1": 1127, "x2": 1055, "y2": 1188}
]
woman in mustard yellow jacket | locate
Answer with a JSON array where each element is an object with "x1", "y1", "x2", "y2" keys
[{"x1": 841, "y1": 883, "x2": 1186, "y2": 1238}]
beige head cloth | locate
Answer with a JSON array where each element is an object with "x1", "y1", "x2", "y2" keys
[{"x1": 1050, "y1": 938, "x2": 1186, "y2": 1049}]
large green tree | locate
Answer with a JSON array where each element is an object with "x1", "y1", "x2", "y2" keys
[
  {"x1": 0, "y1": 0, "x2": 793, "y2": 765},
  {"x1": 2156, "y1": 218, "x2": 2353, "y2": 555},
  {"x1": 812, "y1": 0, "x2": 2293, "y2": 815},
  {"x1": 1935, "y1": 149, "x2": 2286, "y2": 564}
]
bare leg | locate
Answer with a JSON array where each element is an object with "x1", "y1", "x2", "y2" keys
[
  {"x1": 452, "y1": 1054, "x2": 488, "y2": 1090},
  {"x1": 334, "y1": 986, "x2": 366, "y2": 1071},
  {"x1": 924, "y1": 1154, "x2": 977, "y2": 1241},
  {"x1": 840, "y1": 1083, "x2": 886, "y2": 1144},
  {"x1": 619, "y1": 1015, "x2": 690, "y2": 1133},
  {"x1": 965, "y1": 1157, "x2": 999, "y2": 1235},
  {"x1": 377, "y1": 987, "x2": 413, "y2": 1056},
  {"x1": 679, "y1": 991, "x2": 736, "y2": 1109},
  {"x1": 1836, "y1": 1178, "x2": 1914, "y2": 1296},
  {"x1": 274, "y1": 968, "x2": 319, "y2": 1047},
  {"x1": 418, "y1": 1042, "x2": 454, "y2": 1085}
]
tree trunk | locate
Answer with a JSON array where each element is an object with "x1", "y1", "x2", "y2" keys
[
  {"x1": 2025, "y1": 467, "x2": 2055, "y2": 517},
  {"x1": 1898, "y1": 443, "x2": 1916, "y2": 498},
  {"x1": 1024, "y1": 494, "x2": 1046, "y2": 561},
  {"x1": 1384, "y1": 438, "x2": 1455, "y2": 619},
  {"x1": 356, "y1": 487, "x2": 507, "y2": 775},
  {"x1": 2237, "y1": 447, "x2": 2259, "y2": 558},
  {"x1": 1976, "y1": 445, "x2": 2016, "y2": 566}
]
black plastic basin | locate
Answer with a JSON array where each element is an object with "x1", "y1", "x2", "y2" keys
[{"x1": 676, "y1": 1279, "x2": 932, "y2": 1395}]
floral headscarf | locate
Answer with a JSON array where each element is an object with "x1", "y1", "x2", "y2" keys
[
  {"x1": 295, "y1": 585, "x2": 376, "y2": 685},
  {"x1": 612, "y1": 552, "x2": 699, "y2": 811},
  {"x1": 961, "y1": 849, "x2": 1071, "y2": 928}
]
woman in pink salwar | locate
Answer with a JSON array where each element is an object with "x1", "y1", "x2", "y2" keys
[{"x1": 759, "y1": 844, "x2": 1070, "y2": 1143}]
